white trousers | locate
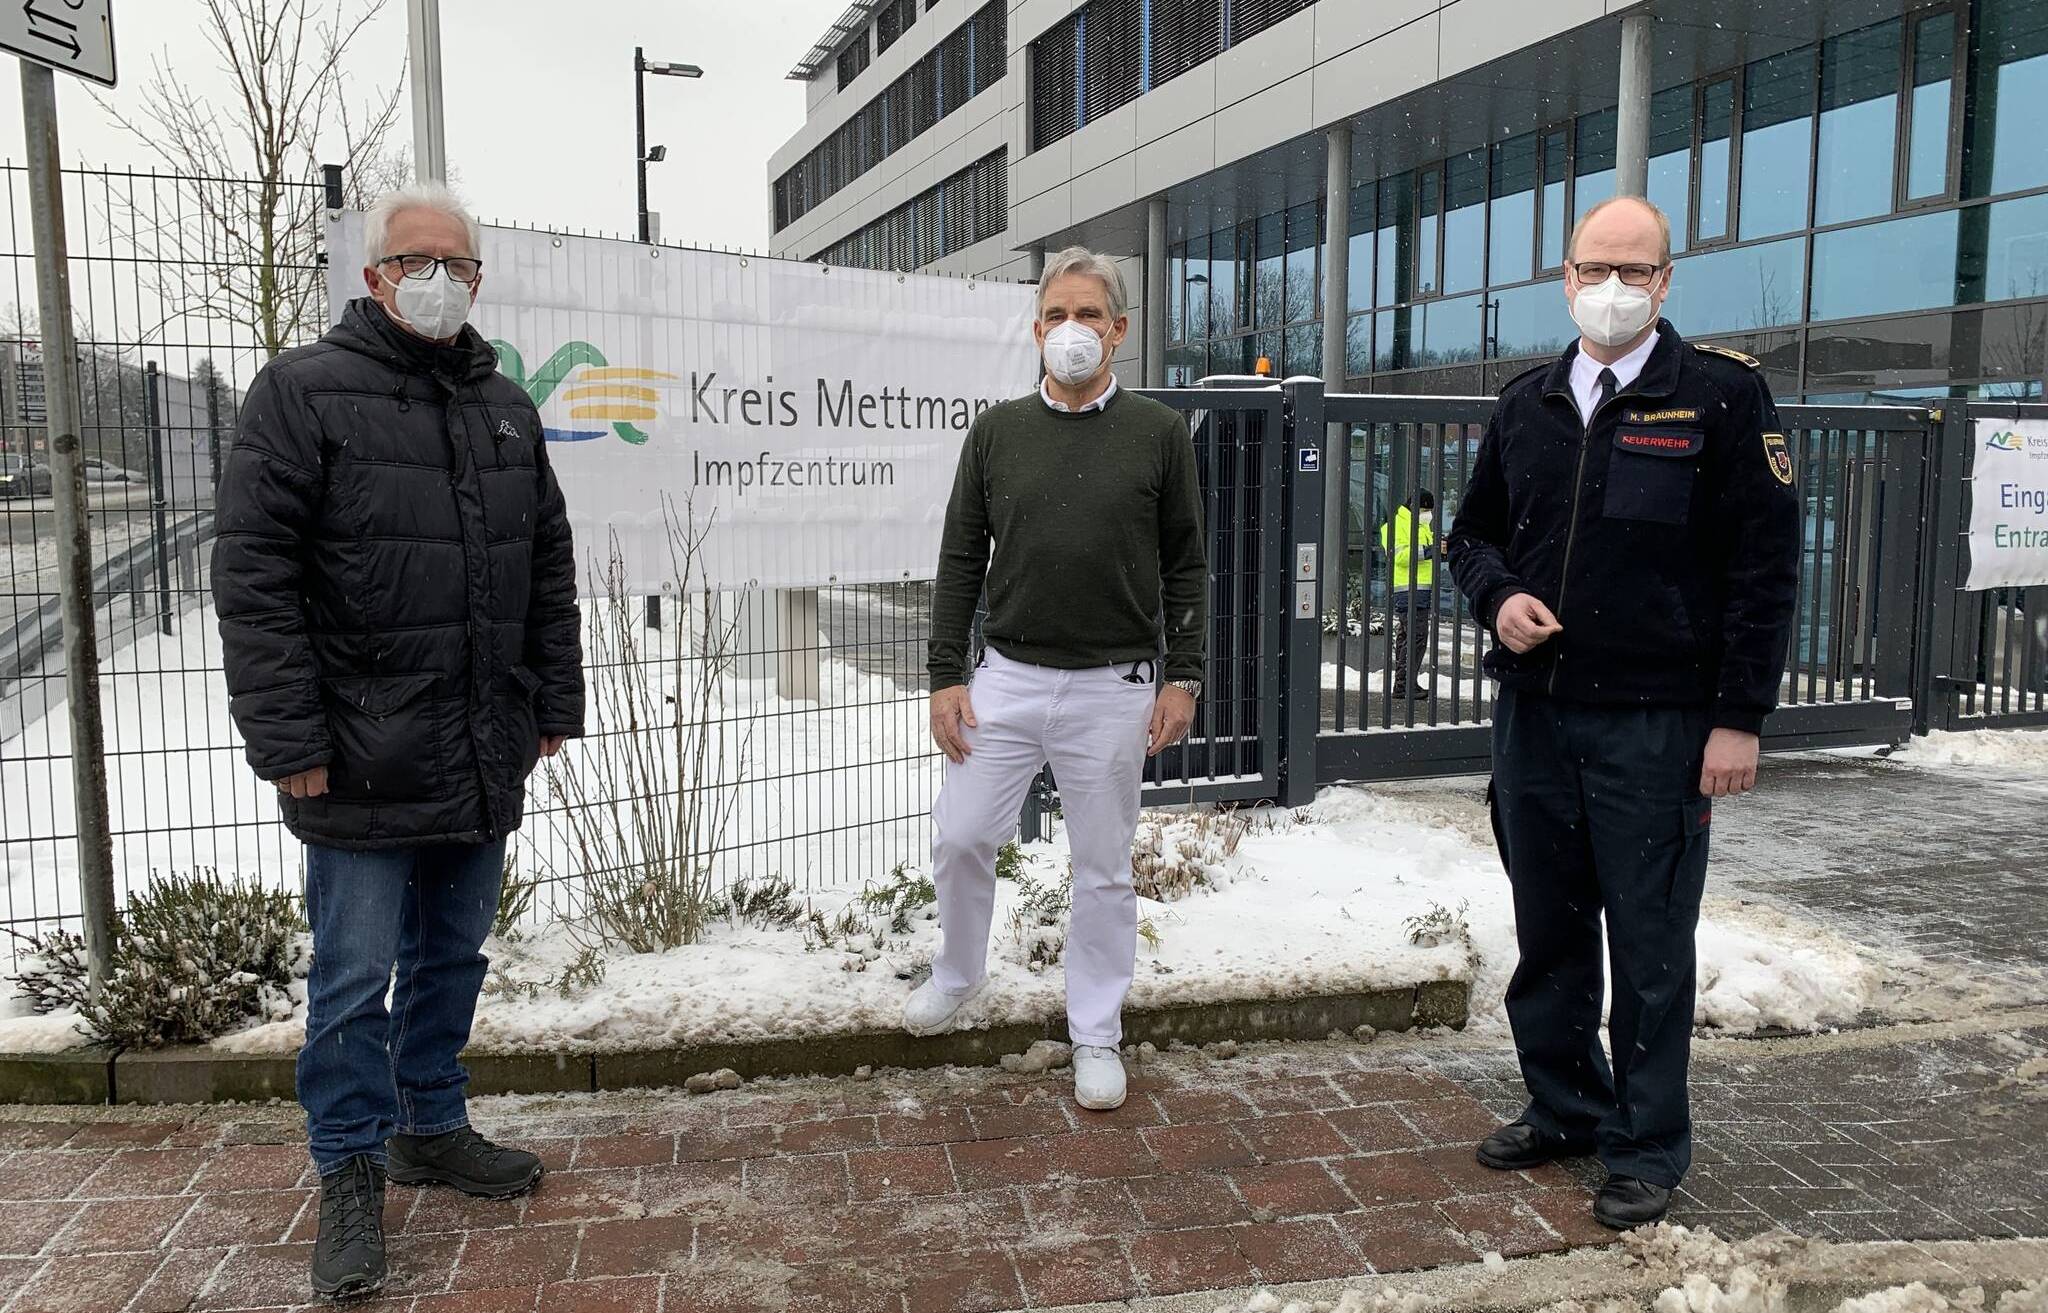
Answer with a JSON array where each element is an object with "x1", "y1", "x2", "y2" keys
[{"x1": 929, "y1": 647, "x2": 1154, "y2": 1048}]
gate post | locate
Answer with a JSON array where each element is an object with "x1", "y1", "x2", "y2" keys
[
  {"x1": 1912, "y1": 404, "x2": 1972, "y2": 735},
  {"x1": 1279, "y1": 379, "x2": 1326, "y2": 808}
]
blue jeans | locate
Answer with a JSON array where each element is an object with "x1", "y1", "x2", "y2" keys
[{"x1": 299, "y1": 840, "x2": 505, "y2": 1176}]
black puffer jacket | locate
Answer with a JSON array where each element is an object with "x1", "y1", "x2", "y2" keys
[{"x1": 213, "y1": 299, "x2": 584, "y2": 849}]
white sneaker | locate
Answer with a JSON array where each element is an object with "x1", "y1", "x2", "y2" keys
[
  {"x1": 1072, "y1": 1045, "x2": 1126, "y2": 1111},
  {"x1": 903, "y1": 976, "x2": 985, "y2": 1037}
]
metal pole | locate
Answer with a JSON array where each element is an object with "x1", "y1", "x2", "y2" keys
[
  {"x1": 1321, "y1": 125, "x2": 1352, "y2": 622},
  {"x1": 20, "y1": 63, "x2": 117, "y2": 994},
  {"x1": 144, "y1": 362, "x2": 172, "y2": 637},
  {"x1": 1616, "y1": 12, "x2": 1653, "y2": 198},
  {"x1": 205, "y1": 372, "x2": 223, "y2": 496},
  {"x1": 1144, "y1": 197, "x2": 1168, "y2": 387},
  {"x1": 408, "y1": 0, "x2": 448, "y2": 182},
  {"x1": 635, "y1": 47, "x2": 650, "y2": 244}
]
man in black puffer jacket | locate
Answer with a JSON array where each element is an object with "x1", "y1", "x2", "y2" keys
[{"x1": 213, "y1": 184, "x2": 583, "y2": 1302}]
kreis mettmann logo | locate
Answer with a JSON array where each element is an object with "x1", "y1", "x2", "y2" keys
[{"x1": 493, "y1": 340, "x2": 676, "y2": 444}]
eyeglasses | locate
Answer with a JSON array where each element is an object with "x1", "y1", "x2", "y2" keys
[
  {"x1": 380, "y1": 253, "x2": 483, "y2": 284},
  {"x1": 1570, "y1": 261, "x2": 1665, "y2": 287}
]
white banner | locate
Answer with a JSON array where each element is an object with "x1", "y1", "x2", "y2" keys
[
  {"x1": 326, "y1": 213, "x2": 1037, "y2": 591},
  {"x1": 1967, "y1": 418, "x2": 2048, "y2": 591}
]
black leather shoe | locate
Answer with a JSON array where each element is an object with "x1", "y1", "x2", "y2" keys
[
  {"x1": 387, "y1": 1126, "x2": 543, "y2": 1199},
  {"x1": 1594, "y1": 1175, "x2": 1674, "y2": 1230},
  {"x1": 310, "y1": 1155, "x2": 386, "y2": 1301},
  {"x1": 1475, "y1": 1120, "x2": 1595, "y2": 1171}
]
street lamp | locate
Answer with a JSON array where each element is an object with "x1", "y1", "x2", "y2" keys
[{"x1": 635, "y1": 47, "x2": 703, "y2": 244}]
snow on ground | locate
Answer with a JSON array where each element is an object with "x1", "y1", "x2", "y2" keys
[
  {"x1": 4, "y1": 781, "x2": 1892, "y2": 1056},
  {"x1": 1890, "y1": 728, "x2": 2048, "y2": 772},
  {"x1": 1205, "y1": 1226, "x2": 2048, "y2": 1313}
]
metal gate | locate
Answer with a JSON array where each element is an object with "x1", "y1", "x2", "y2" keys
[
  {"x1": 1029, "y1": 387, "x2": 1301, "y2": 826},
  {"x1": 1917, "y1": 401, "x2": 2048, "y2": 732},
  {"x1": 1308, "y1": 394, "x2": 1938, "y2": 784}
]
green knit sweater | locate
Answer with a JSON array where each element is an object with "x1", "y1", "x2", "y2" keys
[{"x1": 928, "y1": 387, "x2": 1209, "y2": 691}]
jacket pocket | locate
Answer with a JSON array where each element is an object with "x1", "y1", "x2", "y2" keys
[
  {"x1": 322, "y1": 672, "x2": 443, "y2": 801},
  {"x1": 1603, "y1": 429, "x2": 1703, "y2": 526}
]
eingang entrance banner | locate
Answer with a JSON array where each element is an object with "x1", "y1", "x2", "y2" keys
[
  {"x1": 1967, "y1": 418, "x2": 2048, "y2": 591},
  {"x1": 326, "y1": 213, "x2": 1037, "y2": 592}
]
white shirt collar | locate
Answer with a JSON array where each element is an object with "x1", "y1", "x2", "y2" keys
[
  {"x1": 1041, "y1": 374, "x2": 1119, "y2": 414},
  {"x1": 1570, "y1": 329, "x2": 1661, "y2": 427}
]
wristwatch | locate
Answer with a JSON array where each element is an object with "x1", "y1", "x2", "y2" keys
[{"x1": 1168, "y1": 678, "x2": 1203, "y2": 699}]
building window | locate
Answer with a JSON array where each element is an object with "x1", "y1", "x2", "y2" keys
[
  {"x1": 1441, "y1": 149, "x2": 1487, "y2": 296},
  {"x1": 1664, "y1": 237, "x2": 1807, "y2": 335},
  {"x1": 837, "y1": 36, "x2": 871, "y2": 91},
  {"x1": 1346, "y1": 183, "x2": 1375, "y2": 319},
  {"x1": 1905, "y1": 10, "x2": 1958, "y2": 204},
  {"x1": 1647, "y1": 84, "x2": 1694, "y2": 255},
  {"x1": 777, "y1": 2, "x2": 1006, "y2": 233},
  {"x1": 1083, "y1": 0, "x2": 1144, "y2": 125},
  {"x1": 1416, "y1": 166, "x2": 1442, "y2": 298},
  {"x1": 1740, "y1": 46, "x2": 1816, "y2": 240},
  {"x1": 1229, "y1": 0, "x2": 1315, "y2": 47},
  {"x1": 1489, "y1": 134, "x2": 1538, "y2": 288},
  {"x1": 1538, "y1": 127, "x2": 1570, "y2": 271},
  {"x1": 1965, "y1": 0, "x2": 2048, "y2": 199},
  {"x1": 1696, "y1": 79, "x2": 1736, "y2": 244},
  {"x1": 1815, "y1": 19, "x2": 1902, "y2": 227},
  {"x1": 876, "y1": 0, "x2": 916, "y2": 56},
  {"x1": 813, "y1": 149, "x2": 1008, "y2": 269}
]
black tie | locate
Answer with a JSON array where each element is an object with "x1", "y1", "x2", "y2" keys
[{"x1": 1594, "y1": 367, "x2": 1618, "y2": 424}]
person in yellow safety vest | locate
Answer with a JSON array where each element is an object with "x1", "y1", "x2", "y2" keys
[{"x1": 1378, "y1": 490, "x2": 1436, "y2": 698}]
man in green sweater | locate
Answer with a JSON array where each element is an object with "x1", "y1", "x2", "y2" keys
[{"x1": 910, "y1": 246, "x2": 1210, "y2": 1111}]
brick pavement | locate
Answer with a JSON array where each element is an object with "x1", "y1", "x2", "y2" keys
[
  {"x1": 6, "y1": 1017, "x2": 2046, "y2": 1311},
  {"x1": 0, "y1": 1045, "x2": 1611, "y2": 1313}
]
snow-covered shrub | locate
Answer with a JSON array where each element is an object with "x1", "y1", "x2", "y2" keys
[
  {"x1": 859, "y1": 863, "x2": 936, "y2": 934},
  {"x1": 1131, "y1": 810, "x2": 1246, "y2": 902},
  {"x1": 1008, "y1": 870, "x2": 1073, "y2": 970},
  {"x1": 484, "y1": 943, "x2": 608, "y2": 1001},
  {"x1": 14, "y1": 871, "x2": 310, "y2": 1049},
  {"x1": 714, "y1": 874, "x2": 808, "y2": 930},
  {"x1": 494, "y1": 847, "x2": 538, "y2": 941},
  {"x1": 1403, "y1": 900, "x2": 1470, "y2": 948},
  {"x1": 994, "y1": 840, "x2": 1025, "y2": 881},
  {"x1": 6, "y1": 927, "x2": 90, "y2": 1015}
]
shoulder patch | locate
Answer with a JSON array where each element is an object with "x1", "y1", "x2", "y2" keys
[
  {"x1": 1763, "y1": 432, "x2": 1795, "y2": 487},
  {"x1": 1695, "y1": 342, "x2": 1760, "y2": 369}
]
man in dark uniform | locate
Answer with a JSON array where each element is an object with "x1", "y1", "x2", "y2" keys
[{"x1": 1445, "y1": 197, "x2": 1800, "y2": 1230}]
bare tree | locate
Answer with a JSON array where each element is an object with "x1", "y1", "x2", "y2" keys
[{"x1": 98, "y1": 0, "x2": 406, "y2": 358}]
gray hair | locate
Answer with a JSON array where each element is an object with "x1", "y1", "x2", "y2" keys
[
  {"x1": 1037, "y1": 245, "x2": 1129, "y2": 322},
  {"x1": 362, "y1": 182, "x2": 482, "y2": 265}
]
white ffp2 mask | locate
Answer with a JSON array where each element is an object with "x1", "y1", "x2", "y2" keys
[
  {"x1": 1042, "y1": 320, "x2": 1106, "y2": 387},
  {"x1": 1570, "y1": 273, "x2": 1658, "y2": 348},
  {"x1": 387, "y1": 268, "x2": 474, "y2": 342}
]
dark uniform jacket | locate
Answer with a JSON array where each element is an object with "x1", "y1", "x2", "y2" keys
[
  {"x1": 1445, "y1": 321, "x2": 1801, "y2": 735},
  {"x1": 212, "y1": 298, "x2": 585, "y2": 850}
]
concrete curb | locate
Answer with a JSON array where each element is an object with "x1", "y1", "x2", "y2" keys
[{"x1": 0, "y1": 978, "x2": 1469, "y2": 1106}]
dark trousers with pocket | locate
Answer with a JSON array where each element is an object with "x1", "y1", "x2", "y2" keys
[{"x1": 1487, "y1": 685, "x2": 1712, "y2": 1188}]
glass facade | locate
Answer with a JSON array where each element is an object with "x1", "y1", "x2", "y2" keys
[{"x1": 1164, "y1": 0, "x2": 2048, "y2": 402}]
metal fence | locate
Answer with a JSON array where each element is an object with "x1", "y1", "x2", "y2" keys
[
  {"x1": 1311, "y1": 396, "x2": 1940, "y2": 781},
  {"x1": 4, "y1": 162, "x2": 2043, "y2": 965}
]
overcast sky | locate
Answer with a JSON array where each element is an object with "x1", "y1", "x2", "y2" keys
[{"x1": 0, "y1": 0, "x2": 846, "y2": 251}]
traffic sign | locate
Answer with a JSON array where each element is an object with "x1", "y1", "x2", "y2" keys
[{"x1": 2, "y1": 1, "x2": 116, "y2": 87}]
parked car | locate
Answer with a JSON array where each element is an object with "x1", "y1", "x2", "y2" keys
[
  {"x1": 0, "y1": 455, "x2": 52, "y2": 498},
  {"x1": 83, "y1": 457, "x2": 141, "y2": 483}
]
